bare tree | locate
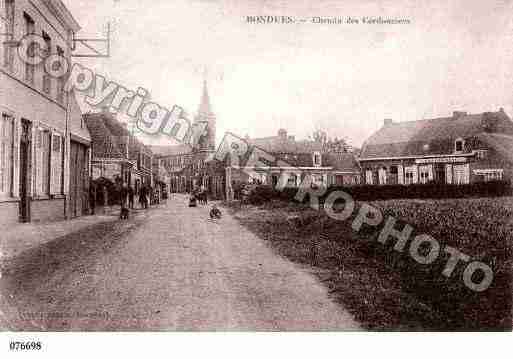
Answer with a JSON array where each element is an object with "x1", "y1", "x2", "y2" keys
[{"x1": 310, "y1": 129, "x2": 351, "y2": 153}]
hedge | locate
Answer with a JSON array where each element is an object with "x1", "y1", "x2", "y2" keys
[{"x1": 247, "y1": 181, "x2": 512, "y2": 205}]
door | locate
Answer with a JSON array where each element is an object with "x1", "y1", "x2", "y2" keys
[
  {"x1": 436, "y1": 164, "x2": 446, "y2": 184},
  {"x1": 69, "y1": 141, "x2": 89, "y2": 218},
  {"x1": 69, "y1": 141, "x2": 78, "y2": 218},
  {"x1": 19, "y1": 119, "x2": 31, "y2": 222}
]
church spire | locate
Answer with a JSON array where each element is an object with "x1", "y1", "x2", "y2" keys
[
  {"x1": 197, "y1": 79, "x2": 213, "y2": 119},
  {"x1": 194, "y1": 75, "x2": 216, "y2": 151}
]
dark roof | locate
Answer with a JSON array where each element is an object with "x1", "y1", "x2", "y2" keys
[
  {"x1": 324, "y1": 153, "x2": 361, "y2": 172},
  {"x1": 360, "y1": 110, "x2": 513, "y2": 159},
  {"x1": 84, "y1": 111, "x2": 153, "y2": 160},
  {"x1": 84, "y1": 114, "x2": 125, "y2": 159},
  {"x1": 477, "y1": 133, "x2": 513, "y2": 163},
  {"x1": 151, "y1": 144, "x2": 193, "y2": 157},
  {"x1": 101, "y1": 114, "x2": 130, "y2": 137},
  {"x1": 248, "y1": 136, "x2": 323, "y2": 154}
]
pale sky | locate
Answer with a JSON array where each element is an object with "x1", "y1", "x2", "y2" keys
[{"x1": 64, "y1": 0, "x2": 513, "y2": 148}]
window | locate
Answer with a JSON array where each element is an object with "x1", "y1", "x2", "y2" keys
[
  {"x1": 418, "y1": 165, "x2": 432, "y2": 184},
  {"x1": 378, "y1": 167, "x2": 387, "y2": 185},
  {"x1": 311, "y1": 174, "x2": 325, "y2": 188},
  {"x1": 287, "y1": 173, "x2": 297, "y2": 187},
  {"x1": 445, "y1": 164, "x2": 453, "y2": 184},
  {"x1": 24, "y1": 13, "x2": 36, "y2": 84},
  {"x1": 42, "y1": 32, "x2": 52, "y2": 95},
  {"x1": 453, "y1": 164, "x2": 470, "y2": 185},
  {"x1": 313, "y1": 152, "x2": 321, "y2": 166},
  {"x1": 0, "y1": 114, "x2": 14, "y2": 196},
  {"x1": 483, "y1": 170, "x2": 503, "y2": 182},
  {"x1": 3, "y1": 0, "x2": 15, "y2": 70},
  {"x1": 474, "y1": 169, "x2": 503, "y2": 182},
  {"x1": 35, "y1": 129, "x2": 51, "y2": 195},
  {"x1": 404, "y1": 166, "x2": 418, "y2": 185},
  {"x1": 455, "y1": 138, "x2": 464, "y2": 153},
  {"x1": 365, "y1": 170, "x2": 373, "y2": 185},
  {"x1": 476, "y1": 150, "x2": 487, "y2": 160}
]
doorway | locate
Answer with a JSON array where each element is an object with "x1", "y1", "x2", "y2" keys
[
  {"x1": 69, "y1": 141, "x2": 89, "y2": 218},
  {"x1": 19, "y1": 119, "x2": 32, "y2": 222}
]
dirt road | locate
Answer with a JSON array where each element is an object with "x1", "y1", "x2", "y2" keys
[{"x1": 1, "y1": 195, "x2": 359, "y2": 331}]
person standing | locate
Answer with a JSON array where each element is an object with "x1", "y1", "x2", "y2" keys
[
  {"x1": 89, "y1": 182, "x2": 97, "y2": 215},
  {"x1": 128, "y1": 184, "x2": 135, "y2": 209},
  {"x1": 120, "y1": 183, "x2": 129, "y2": 209},
  {"x1": 140, "y1": 185, "x2": 149, "y2": 209}
]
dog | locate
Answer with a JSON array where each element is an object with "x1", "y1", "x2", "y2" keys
[{"x1": 120, "y1": 207, "x2": 130, "y2": 220}]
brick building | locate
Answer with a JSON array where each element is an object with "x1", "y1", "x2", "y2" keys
[
  {"x1": 224, "y1": 129, "x2": 361, "y2": 200},
  {"x1": 359, "y1": 109, "x2": 513, "y2": 185},
  {"x1": 0, "y1": 0, "x2": 91, "y2": 225}
]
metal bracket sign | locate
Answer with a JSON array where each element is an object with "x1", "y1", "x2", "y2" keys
[{"x1": 72, "y1": 23, "x2": 111, "y2": 58}]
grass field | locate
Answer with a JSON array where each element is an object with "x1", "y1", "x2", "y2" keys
[{"x1": 227, "y1": 196, "x2": 512, "y2": 331}]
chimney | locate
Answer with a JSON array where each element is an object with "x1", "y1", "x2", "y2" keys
[
  {"x1": 278, "y1": 128, "x2": 287, "y2": 139},
  {"x1": 499, "y1": 107, "x2": 505, "y2": 113},
  {"x1": 482, "y1": 112, "x2": 499, "y2": 133},
  {"x1": 453, "y1": 111, "x2": 467, "y2": 119},
  {"x1": 384, "y1": 119, "x2": 393, "y2": 126}
]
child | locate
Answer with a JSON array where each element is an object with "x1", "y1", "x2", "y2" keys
[{"x1": 210, "y1": 204, "x2": 222, "y2": 220}]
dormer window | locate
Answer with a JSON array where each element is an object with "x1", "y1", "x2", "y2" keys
[
  {"x1": 454, "y1": 138, "x2": 465, "y2": 153},
  {"x1": 476, "y1": 150, "x2": 487, "y2": 160},
  {"x1": 313, "y1": 152, "x2": 321, "y2": 166}
]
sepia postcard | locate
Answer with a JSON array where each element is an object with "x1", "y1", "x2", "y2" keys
[{"x1": 0, "y1": 0, "x2": 512, "y2": 356}]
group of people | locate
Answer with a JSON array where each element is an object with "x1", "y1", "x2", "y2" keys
[
  {"x1": 120, "y1": 183, "x2": 161, "y2": 210},
  {"x1": 188, "y1": 185, "x2": 222, "y2": 220},
  {"x1": 190, "y1": 185, "x2": 208, "y2": 206}
]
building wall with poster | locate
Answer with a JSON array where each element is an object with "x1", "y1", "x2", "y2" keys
[{"x1": 359, "y1": 110, "x2": 513, "y2": 186}]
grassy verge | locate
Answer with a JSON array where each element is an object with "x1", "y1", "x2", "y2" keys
[{"x1": 226, "y1": 197, "x2": 512, "y2": 331}]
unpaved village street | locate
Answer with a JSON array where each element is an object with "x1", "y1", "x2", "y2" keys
[{"x1": 0, "y1": 195, "x2": 359, "y2": 331}]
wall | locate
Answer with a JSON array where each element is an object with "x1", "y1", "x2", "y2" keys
[
  {"x1": 0, "y1": 0, "x2": 87, "y2": 226},
  {"x1": 31, "y1": 197, "x2": 65, "y2": 222}
]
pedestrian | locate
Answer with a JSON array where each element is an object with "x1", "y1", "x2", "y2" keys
[
  {"x1": 120, "y1": 183, "x2": 129, "y2": 209},
  {"x1": 102, "y1": 185, "x2": 108, "y2": 207},
  {"x1": 148, "y1": 186, "x2": 153, "y2": 205},
  {"x1": 139, "y1": 185, "x2": 149, "y2": 209},
  {"x1": 89, "y1": 182, "x2": 97, "y2": 215},
  {"x1": 241, "y1": 184, "x2": 250, "y2": 207},
  {"x1": 128, "y1": 184, "x2": 135, "y2": 209}
]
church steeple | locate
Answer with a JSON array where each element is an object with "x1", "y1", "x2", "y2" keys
[
  {"x1": 197, "y1": 79, "x2": 214, "y2": 119},
  {"x1": 194, "y1": 78, "x2": 216, "y2": 151}
]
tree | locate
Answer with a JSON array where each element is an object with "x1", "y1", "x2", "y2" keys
[{"x1": 310, "y1": 130, "x2": 351, "y2": 153}]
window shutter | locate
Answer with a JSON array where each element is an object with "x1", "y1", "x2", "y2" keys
[{"x1": 12, "y1": 117, "x2": 20, "y2": 198}]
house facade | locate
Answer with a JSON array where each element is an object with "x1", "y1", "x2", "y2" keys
[
  {"x1": 85, "y1": 110, "x2": 152, "y2": 194},
  {"x1": 359, "y1": 109, "x2": 513, "y2": 186},
  {"x1": 224, "y1": 129, "x2": 361, "y2": 200},
  {"x1": 0, "y1": 0, "x2": 91, "y2": 225}
]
